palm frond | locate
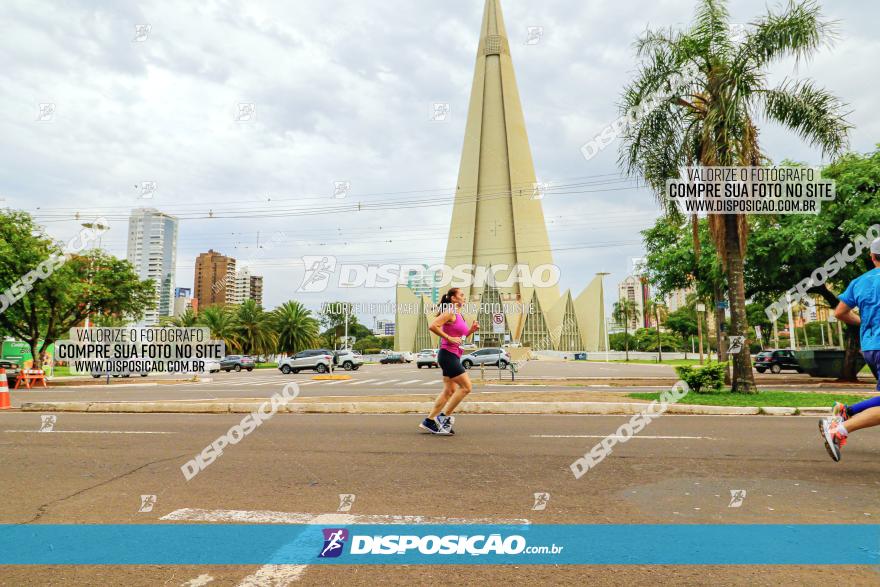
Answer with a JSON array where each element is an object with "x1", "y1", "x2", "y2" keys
[{"x1": 760, "y1": 79, "x2": 851, "y2": 157}]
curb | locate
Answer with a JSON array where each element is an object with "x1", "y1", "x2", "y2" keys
[{"x1": 18, "y1": 401, "x2": 832, "y2": 416}]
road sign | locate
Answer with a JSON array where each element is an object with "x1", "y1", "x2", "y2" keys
[
  {"x1": 727, "y1": 335, "x2": 746, "y2": 354},
  {"x1": 754, "y1": 325, "x2": 763, "y2": 340},
  {"x1": 492, "y1": 312, "x2": 505, "y2": 334},
  {"x1": 716, "y1": 300, "x2": 729, "y2": 309},
  {"x1": 696, "y1": 303, "x2": 706, "y2": 312}
]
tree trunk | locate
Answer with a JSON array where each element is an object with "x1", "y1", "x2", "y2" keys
[
  {"x1": 840, "y1": 324, "x2": 862, "y2": 382},
  {"x1": 28, "y1": 339, "x2": 42, "y2": 370},
  {"x1": 723, "y1": 215, "x2": 757, "y2": 393},
  {"x1": 712, "y1": 281, "x2": 729, "y2": 382}
]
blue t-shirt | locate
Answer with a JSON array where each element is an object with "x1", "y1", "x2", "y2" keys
[{"x1": 840, "y1": 268, "x2": 880, "y2": 350}]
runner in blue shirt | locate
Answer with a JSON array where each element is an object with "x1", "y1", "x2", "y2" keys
[{"x1": 820, "y1": 238, "x2": 880, "y2": 461}]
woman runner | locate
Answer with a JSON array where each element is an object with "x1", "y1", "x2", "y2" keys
[{"x1": 419, "y1": 287, "x2": 479, "y2": 435}]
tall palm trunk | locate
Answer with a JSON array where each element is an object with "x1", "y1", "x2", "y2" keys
[{"x1": 723, "y1": 214, "x2": 756, "y2": 392}]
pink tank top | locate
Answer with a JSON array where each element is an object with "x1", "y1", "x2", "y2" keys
[{"x1": 440, "y1": 312, "x2": 469, "y2": 357}]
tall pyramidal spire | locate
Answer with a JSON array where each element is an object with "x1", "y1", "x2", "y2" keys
[{"x1": 444, "y1": 0, "x2": 560, "y2": 313}]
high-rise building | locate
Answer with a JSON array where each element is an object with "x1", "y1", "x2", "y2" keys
[
  {"x1": 664, "y1": 288, "x2": 692, "y2": 313},
  {"x1": 374, "y1": 319, "x2": 395, "y2": 336},
  {"x1": 230, "y1": 267, "x2": 264, "y2": 307},
  {"x1": 395, "y1": 0, "x2": 605, "y2": 352},
  {"x1": 127, "y1": 208, "x2": 178, "y2": 326},
  {"x1": 249, "y1": 274, "x2": 264, "y2": 307},
  {"x1": 194, "y1": 250, "x2": 236, "y2": 308},
  {"x1": 617, "y1": 275, "x2": 647, "y2": 332}
]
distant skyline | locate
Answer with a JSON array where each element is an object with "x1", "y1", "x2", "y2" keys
[{"x1": 3, "y1": 0, "x2": 878, "y2": 322}]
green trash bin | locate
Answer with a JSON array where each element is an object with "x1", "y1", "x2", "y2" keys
[{"x1": 793, "y1": 350, "x2": 865, "y2": 378}]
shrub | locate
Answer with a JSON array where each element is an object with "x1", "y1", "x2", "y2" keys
[
  {"x1": 364, "y1": 348, "x2": 381, "y2": 355},
  {"x1": 674, "y1": 361, "x2": 726, "y2": 394}
]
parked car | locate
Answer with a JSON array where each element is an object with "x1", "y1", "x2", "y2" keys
[
  {"x1": 416, "y1": 349, "x2": 439, "y2": 369},
  {"x1": 0, "y1": 359, "x2": 20, "y2": 380},
  {"x1": 204, "y1": 359, "x2": 222, "y2": 373},
  {"x1": 754, "y1": 349, "x2": 803, "y2": 374},
  {"x1": 379, "y1": 353, "x2": 407, "y2": 365},
  {"x1": 461, "y1": 347, "x2": 511, "y2": 369},
  {"x1": 334, "y1": 349, "x2": 363, "y2": 371},
  {"x1": 220, "y1": 355, "x2": 255, "y2": 372},
  {"x1": 278, "y1": 349, "x2": 334, "y2": 374}
]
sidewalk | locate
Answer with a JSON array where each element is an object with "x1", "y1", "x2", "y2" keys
[{"x1": 17, "y1": 389, "x2": 837, "y2": 416}]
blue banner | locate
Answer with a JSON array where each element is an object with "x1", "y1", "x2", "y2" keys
[{"x1": 1, "y1": 524, "x2": 878, "y2": 565}]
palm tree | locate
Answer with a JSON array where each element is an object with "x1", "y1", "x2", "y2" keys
[
  {"x1": 272, "y1": 300, "x2": 319, "y2": 356},
  {"x1": 613, "y1": 299, "x2": 640, "y2": 361},
  {"x1": 164, "y1": 308, "x2": 198, "y2": 327},
  {"x1": 644, "y1": 299, "x2": 668, "y2": 361},
  {"x1": 197, "y1": 305, "x2": 241, "y2": 354},
  {"x1": 619, "y1": 0, "x2": 849, "y2": 392},
  {"x1": 235, "y1": 299, "x2": 277, "y2": 357}
]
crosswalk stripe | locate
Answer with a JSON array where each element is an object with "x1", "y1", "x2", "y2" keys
[
  {"x1": 350, "y1": 379, "x2": 377, "y2": 385},
  {"x1": 422, "y1": 381, "x2": 440, "y2": 385},
  {"x1": 323, "y1": 379, "x2": 348, "y2": 385},
  {"x1": 371, "y1": 379, "x2": 399, "y2": 385},
  {"x1": 399, "y1": 379, "x2": 423, "y2": 385},
  {"x1": 297, "y1": 380, "x2": 318, "y2": 386}
]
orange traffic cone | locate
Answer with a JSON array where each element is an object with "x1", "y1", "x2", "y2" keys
[{"x1": 0, "y1": 368, "x2": 10, "y2": 410}]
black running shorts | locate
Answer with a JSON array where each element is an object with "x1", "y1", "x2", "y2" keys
[{"x1": 438, "y1": 348, "x2": 466, "y2": 378}]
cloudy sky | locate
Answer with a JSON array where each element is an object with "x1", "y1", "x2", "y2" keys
[{"x1": 2, "y1": 0, "x2": 878, "y2": 326}]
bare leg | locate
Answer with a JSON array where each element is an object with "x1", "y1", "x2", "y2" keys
[
  {"x1": 443, "y1": 371, "x2": 472, "y2": 416},
  {"x1": 428, "y1": 377, "x2": 455, "y2": 420},
  {"x1": 843, "y1": 406, "x2": 880, "y2": 433}
]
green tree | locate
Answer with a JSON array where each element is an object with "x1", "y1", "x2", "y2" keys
[
  {"x1": 163, "y1": 308, "x2": 198, "y2": 327},
  {"x1": 271, "y1": 300, "x2": 319, "y2": 355},
  {"x1": 0, "y1": 210, "x2": 154, "y2": 369},
  {"x1": 613, "y1": 299, "x2": 640, "y2": 361},
  {"x1": 197, "y1": 305, "x2": 241, "y2": 354},
  {"x1": 620, "y1": 0, "x2": 850, "y2": 391},
  {"x1": 643, "y1": 299, "x2": 668, "y2": 360},
  {"x1": 235, "y1": 300, "x2": 277, "y2": 356},
  {"x1": 666, "y1": 306, "x2": 698, "y2": 356},
  {"x1": 318, "y1": 301, "x2": 363, "y2": 349},
  {"x1": 745, "y1": 148, "x2": 880, "y2": 378}
]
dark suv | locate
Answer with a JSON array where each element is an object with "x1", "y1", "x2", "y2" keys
[
  {"x1": 220, "y1": 355, "x2": 255, "y2": 372},
  {"x1": 754, "y1": 349, "x2": 802, "y2": 374}
]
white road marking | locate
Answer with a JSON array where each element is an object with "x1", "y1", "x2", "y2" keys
[
  {"x1": 349, "y1": 379, "x2": 377, "y2": 385},
  {"x1": 370, "y1": 379, "x2": 399, "y2": 385},
  {"x1": 4, "y1": 430, "x2": 175, "y2": 434},
  {"x1": 399, "y1": 379, "x2": 424, "y2": 385},
  {"x1": 530, "y1": 434, "x2": 714, "y2": 440},
  {"x1": 321, "y1": 379, "x2": 349, "y2": 385},
  {"x1": 162, "y1": 508, "x2": 531, "y2": 586},
  {"x1": 295, "y1": 380, "x2": 318, "y2": 386},
  {"x1": 422, "y1": 381, "x2": 440, "y2": 385},
  {"x1": 160, "y1": 508, "x2": 530, "y2": 525}
]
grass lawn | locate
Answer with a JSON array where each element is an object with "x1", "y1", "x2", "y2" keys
[
  {"x1": 628, "y1": 389, "x2": 872, "y2": 407},
  {"x1": 255, "y1": 363, "x2": 278, "y2": 369}
]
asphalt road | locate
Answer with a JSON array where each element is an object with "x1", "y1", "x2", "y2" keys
[
  {"x1": 2, "y1": 411, "x2": 879, "y2": 585},
  {"x1": 12, "y1": 363, "x2": 874, "y2": 406}
]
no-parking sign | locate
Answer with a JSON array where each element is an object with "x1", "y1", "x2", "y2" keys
[{"x1": 492, "y1": 312, "x2": 505, "y2": 333}]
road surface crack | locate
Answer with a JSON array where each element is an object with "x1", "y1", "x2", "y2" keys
[{"x1": 17, "y1": 453, "x2": 189, "y2": 525}]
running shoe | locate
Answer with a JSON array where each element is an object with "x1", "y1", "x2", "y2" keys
[
  {"x1": 439, "y1": 412, "x2": 455, "y2": 427},
  {"x1": 818, "y1": 417, "x2": 846, "y2": 462},
  {"x1": 831, "y1": 401, "x2": 849, "y2": 422},
  {"x1": 419, "y1": 417, "x2": 453, "y2": 435},
  {"x1": 436, "y1": 414, "x2": 455, "y2": 434}
]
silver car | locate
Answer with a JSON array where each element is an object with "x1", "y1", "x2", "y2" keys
[
  {"x1": 278, "y1": 349, "x2": 334, "y2": 374},
  {"x1": 333, "y1": 349, "x2": 363, "y2": 371},
  {"x1": 461, "y1": 347, "x2": 511, "y2": 369}
]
